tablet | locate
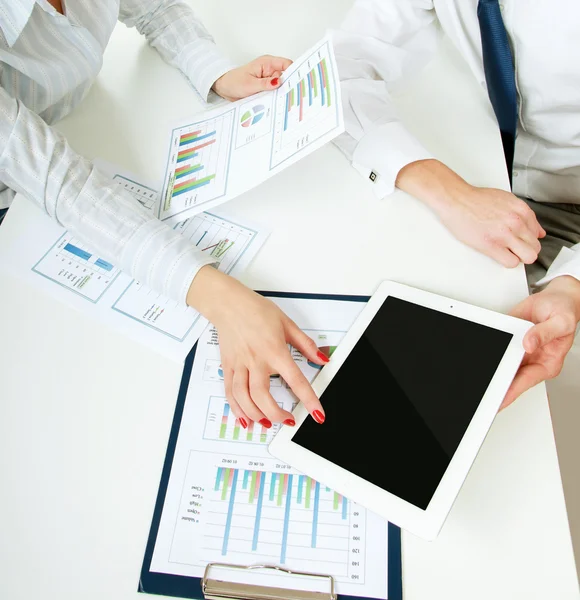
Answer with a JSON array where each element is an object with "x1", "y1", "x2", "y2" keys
[{"x1": 268, "y1": 280, "x2": 533, "y2": 540}]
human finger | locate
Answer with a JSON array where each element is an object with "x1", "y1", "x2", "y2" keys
[
  {"x1": 486, "y1": 243, "x2": 521, "y2": 268},
  {"x1": 223, "y1": 365, "x2": 250, "y2": 428},
  {"x1": 524, "y1": 315, "x2": 574, "y2": 353},
  {"x1": 232, "y1": 366, "x2": 269, "y2": 426},
  {"x1": 500, "y1": 363, "x2": 548, "y2": 409},
  {"x1": 285, "y1": 319, "x2": 329, "y2": 366},
  {"x1": 277, "y1": 357, "x2": 325, "y2": 424},
  {"x1": 506, "y1": 233, "x2": 539, "y2": 265},
  {"x1": 249, "y1": 365, "x2": 294, "y2": 424}
]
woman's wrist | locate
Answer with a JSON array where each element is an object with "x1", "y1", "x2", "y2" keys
[{"x1": 186, "y1": 265, "x2": 237, "y2": 323}]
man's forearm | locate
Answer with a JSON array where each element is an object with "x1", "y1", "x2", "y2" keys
[{"x1": 395, "y1": 159, "x2": 472, "y2": 214}]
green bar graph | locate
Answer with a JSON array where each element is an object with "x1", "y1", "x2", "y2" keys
[
  {"x1": 305, "y1": 477, "x2": 312, "y2": 508},
  {"x1": 249, "y1": 470, "x2": 257, "y2": 503},
  {"x1": 277, "y1": 475, "x2": 284, "y2": 506},
  {"x1": 334, "y1": 492, "x2": 339, "y2": 510},
  {"x1": 322, "y1": 59, "x2": 331, "y2": 107},
  {"x1": 221, "y1": 468, "x2": 230, "y2": 500},
  {"x1": 312, "y1": 69, "x2": 318, "y2": 97}
]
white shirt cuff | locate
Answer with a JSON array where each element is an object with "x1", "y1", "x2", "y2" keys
[
  {"x1": 352, "y1": 121, "x2": 434, "y2": 199},
  {"x1": 535, "y1": 244, "x2": 580, "y2": 288},
  {"x1": 180, "y1": 39, "x2": 237, "y2": 102}
]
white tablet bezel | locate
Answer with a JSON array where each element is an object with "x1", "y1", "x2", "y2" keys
[{"x1": 268, "y1": 280, "x2": 533, "y2": 540}]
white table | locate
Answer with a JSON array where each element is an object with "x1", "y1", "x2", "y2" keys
[{"x1": 0, "y1": 2, "x2": 578, "y2": 599}]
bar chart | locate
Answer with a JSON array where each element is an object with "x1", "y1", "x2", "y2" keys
[
  {"x1": 204, "y1": 396, "x2": 283, "y2": 444},
  {"x1": 32, "y1": 234, "x2": 121, "y2": 302},
  {"x1": 169, "y1": 454, "x2": 366, "y2": 583},
  {"x1": 112, "y1": 213, "x2": 259, "y2": 340},
  {"x1": 161, "y1": 110, "x2": 235, "y2": 221},
  {"x1": 270, "y1": 40, "x2": 340, "y2": 169},
  {"x1": 174, "y1": 212, "x2": 258, "y2": 271}
]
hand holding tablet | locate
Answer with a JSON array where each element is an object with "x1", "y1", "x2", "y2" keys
[{"x1": 269, "y1": 281, "x2": 532, "y2": 540}]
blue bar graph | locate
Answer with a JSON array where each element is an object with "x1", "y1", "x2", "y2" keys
[
  {"x1": 214, "y1": 467, "x2": 223, "y2": 491},
  {"x1": 172, "y1": 178, "x2": 212, "y2": 197},
  {"x1": 175, "y1": 163, "x2": 203, "y2": 179},
  {"x1": 179, "y1": 131, "x2": 217, "y2": 146},
  {"x1": 64, "y1": 243, "x2": 91, "y2": 261},
  {"x1": 284, "y1": 92, "x2": 289, "y2": 131},
  {"x1": 280, "y1": 474, "x2": 293, "y2": 564},
  {"x1": 252, "y1": 474, "x2": 265, "y2": 551},
  {"x1": 222, "y1": 469, "x2": 239, "y2": 555},
  {"x1": 214, "y1": 468, "x2": 349, "y2": 561},
  {"x1": 297, "y1": 475, "x2": 304, "y2": 503},
  {"x1": 311, "y1": 481, "x2": 320, "y2": 548},
  {"x1": 318, "y1": 63, "x2": 325, "y2": 106},
  {"x1": 94, "y1": 258, "x2": 114, "y2": 271}
]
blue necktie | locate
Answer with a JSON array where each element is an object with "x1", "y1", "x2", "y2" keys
[{"x1": 477, "y1": 0, "x2": 518, "y2": 185}]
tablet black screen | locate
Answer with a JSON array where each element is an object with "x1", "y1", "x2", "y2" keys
[{"x1": 291, "y1": 296, "x2": 513, "y2": 510}]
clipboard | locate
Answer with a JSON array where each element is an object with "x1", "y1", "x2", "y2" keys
[{"x1": 139, "y1": 291, "x2": 403, "y2": 600}]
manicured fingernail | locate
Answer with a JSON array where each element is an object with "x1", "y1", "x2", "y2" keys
[
  {"x1": 312, "y1": 410, "x2": 325, "y2": 424},
  {"x1": 271, "y1": 77, "x2": 279, "y2": 86},
  {"x1": 259, "y1": 418, "x2": 272, "y2": 429},
  {"x1": 239, "y1": 418, "x2": 248, "y2": 429},
  {"x1": 284, "y1": 419, "x2": 296, "y2": 427},
  {"x1": 317, "y1": 351, "x2": 330, "y2": 363}
]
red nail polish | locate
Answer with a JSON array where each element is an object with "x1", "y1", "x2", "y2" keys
[
  {"x1": 239, "y1": 418, "x2": 248, "y2": 429},
  {"x1": 312, "y1": 410, "x2": 325, "y2": 424},
  {"x1": 317, "y1": 350, "x2": 330, "y2": 363},
  {"x1": 284, "y1": 419, "x2": 296, "y2": 427},
  {"x1": 271, "y1": 77, "x2": 279, "y2": 86},
  {"x1": 259, "y1": 418, "x2": 272, "y2": 429}
]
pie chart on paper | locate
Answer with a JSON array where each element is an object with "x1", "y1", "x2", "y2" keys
[{"x1": 240, "y1": 104, "x2": 266, "y2": 128}]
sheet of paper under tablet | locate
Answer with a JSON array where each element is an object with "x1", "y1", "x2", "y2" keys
[
  {"x1": 148, "y1": 295, "x2": 389, "y2": 599},
  {"x1": 0, "y1": 162, "x2": 268, "y2": 363},
  {"x1": 157, "y1": 35, "x2": 344, "y2": 225}
]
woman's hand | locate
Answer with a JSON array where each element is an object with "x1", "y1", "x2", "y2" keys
[
  {"x1": 187, "y1": 267, "x2": 328, "y2": 428},
  {"x1": 212, "y1": 55, "x2": 292, "y2": 101}
]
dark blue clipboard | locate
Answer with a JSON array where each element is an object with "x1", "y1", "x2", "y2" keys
[{"x1": 139, "y1": 291, "x2": 403, "y2": 600}]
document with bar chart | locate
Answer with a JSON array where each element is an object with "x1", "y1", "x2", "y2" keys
[
  {"x1": 111, "y1": 211, "x2": 264, "y2": 342},
  {"x1": 143, "y1": 295, "x2": 399, "y2": 600},
  {"x1": 0, "y1": 164, "x2": 267, "y2": 362},
  {"x1": 159, "y1": 36, "x2": 343, "y2": 225}
]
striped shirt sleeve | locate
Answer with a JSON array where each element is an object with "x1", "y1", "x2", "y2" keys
[
  {"x1": 0, "y1": 85, "x2": 216, "y2": 304},
  {"x1": 118, "y1": 0, "x2": 238, "y2": 101}
]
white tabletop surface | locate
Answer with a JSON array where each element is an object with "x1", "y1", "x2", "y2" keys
[{"x1": 0, "y1": 2, "x2": 578, "y2": 599}]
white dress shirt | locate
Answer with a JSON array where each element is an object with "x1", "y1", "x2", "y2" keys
[
  {"x1": 0, "y1": 0, "x2": 236, "y2": 304},
  {"x1": 333, "y1": 0, "x2": 580, "y2": 287}
]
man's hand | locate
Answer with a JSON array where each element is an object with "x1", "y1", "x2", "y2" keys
[
  {"x1": 501, "y1": 276, "x2": 580, "y2": 409},
  {"x1": 213, "y1": 56, "x2": 292, "y2": 101},
  {"x1": 396, "y1": 160, "x2": 546, "y2": 267}
]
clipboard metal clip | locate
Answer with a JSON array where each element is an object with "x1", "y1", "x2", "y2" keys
[{"x1": 202, "y1": 562, "x2": 337, "y2": 600}]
